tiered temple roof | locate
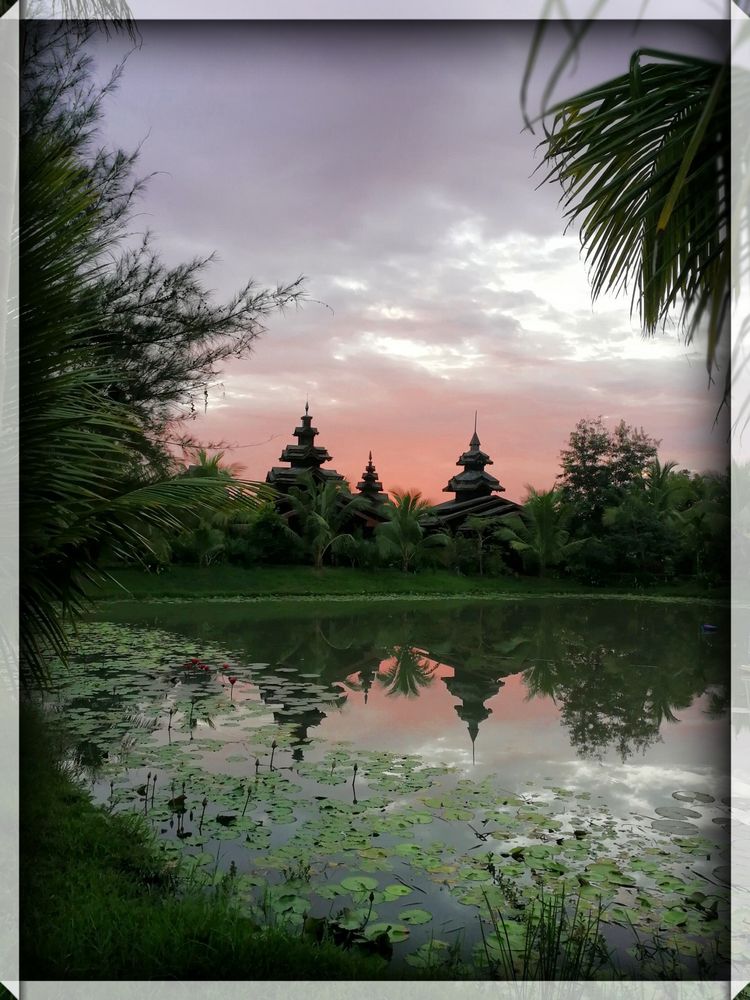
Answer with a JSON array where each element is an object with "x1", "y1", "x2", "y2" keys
[
  {"x1": 424, "y1": 415, "x2": 521, "y2": 530},
  {"x1": 356, "y1": 451, "x2": 389, "y2": 506},
  {"x1": 443, "y1": 414, "x2": 502, "y2": 501},
  {"x1": 265, "y1": 403, "x2": 346, "y2": 492}
]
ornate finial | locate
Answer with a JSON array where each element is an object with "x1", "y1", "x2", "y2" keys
[
  {"x1": 474, "y1": 410, "x2": 477, "y2": 435},
  {"x1": 305, "y1": 398, "x2": 309, "y2": 415},
  {"x1": 369, "y1": 450, "x2": 372, "y2": 462}
]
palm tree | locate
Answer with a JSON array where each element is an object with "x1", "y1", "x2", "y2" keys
[
  {"x1": 535, "y1": 47, "x2": 729, "y2": 391},
  {"x1": 497, "y1": 488, "x2": 584, "y2": 577},
  {"x1": 183, "y1": 448, "x2": 244, "y2": 480},
  {"x1": 676, "y1": 471, "x2": 730, "y2": 580},
  {"x1": 602, "y1": 458, "x2": 689, "y2": 539},
  {"x1": 288, "y1": 474, "x2": 368, "y2": 570},
  {"x1": 172, "y1": 449, "x2": 268, "y2": 566},
  {"x1": 643, "y1": 459, "x2": 692, "y2": 515},
  {"x1": 376, "y1": 491, "x2": 449, "y2": 573},
  {"x1": 463, "y1": 515, "x2": 505, "y2": 576}
]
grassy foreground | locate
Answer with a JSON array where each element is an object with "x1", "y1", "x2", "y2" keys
[
  {"x1": 89, "y1": 565, "x2": 725, "y2": 602},
  {"x1": 20, "y1": 707, "x2": 421, "y2": 980}
]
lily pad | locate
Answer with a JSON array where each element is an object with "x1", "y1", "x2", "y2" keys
[
  {"x1": 382, "y1": 884, "x2": 413, "y2": 900},
  {"x1": 405, "y1": 940, "x2": 450, "y2": 968},
  {"x1": 335, "y1": 907, "x2": 378, "y2": 930},
  {"x1": 340, "y1": 875, "x2": 379, "y2": 894},
  {"x1": 365, "y1": 922, "x2": 410, "y2": 943},
  {"x1": 662, "y1": 908, "x2": 689, "y2": 927},
  {"x1": 651, "y1": 819, "x2": 701, "y2": 836},
  {"x1": 655, "y1": 806, "x2": 701, "y2": 820},
  {"x1": 672, "y1": 791, "x2": 715, "y2": 804},
  {"x1": 399, "y1": 907, "x2": 433, "y2": 925}
]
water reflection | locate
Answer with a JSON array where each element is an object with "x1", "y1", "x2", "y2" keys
[
  {"x1": 378, "y1": 646, "x2": 438, "y2": 698},
  {"x1": 96, "y1": 597, "x2": 728, "y2": 766}
]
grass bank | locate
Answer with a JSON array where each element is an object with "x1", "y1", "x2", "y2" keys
[
  {"x1": 89, "y1": 565, "x2": 726, "y2": 602},
  {"x1": 20, "y1": 707, "x2": 424, "y2": 980}
]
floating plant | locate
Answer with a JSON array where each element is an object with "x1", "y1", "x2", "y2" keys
[{"x1": 48, "y1": 615, "x2": 731, "y2": 976}]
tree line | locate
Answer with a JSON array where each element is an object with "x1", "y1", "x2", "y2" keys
[{"x1": 144, "y1": 416, "x2": 729, "y2": 589}]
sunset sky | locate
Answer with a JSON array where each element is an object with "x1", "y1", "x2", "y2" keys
[{"x1": 91, "y1": 20, "x2": 730, "y2": 503}]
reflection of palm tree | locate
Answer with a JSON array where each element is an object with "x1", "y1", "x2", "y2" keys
[
  {"x1": 701, "y1": 685, "x2": 729, "y2": 721},
  {"x1": 378, "y1": 646, "x2": 438, "y2": 698},
  {"x1": 522, "y1": 659, "x2": 558, "y2": 703}
]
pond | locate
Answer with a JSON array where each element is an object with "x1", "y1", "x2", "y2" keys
[{"x1": 50, "y1": 596, "x2": 730, "y2": 979}]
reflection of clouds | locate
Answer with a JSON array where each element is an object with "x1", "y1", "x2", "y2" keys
[
  {"x1": 554, "y1": 760, "x2": 725, "y2": 819},
  {"x1": 411, "y1": 740, "x2": 474, "y2": 771}
]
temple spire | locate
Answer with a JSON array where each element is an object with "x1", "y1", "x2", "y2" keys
[
  {"x1": 356, "y1": 451, "x2": 388, "y2": 506},
  {"x1": 442, "y1": 420, "x2": 503, "y2": 501},
  {"x1": 265, "y1": 405, "x2": 345, "y2": 491},
  {"x1": 470, "y1": 411, "x2": 480, "y2": 448}
]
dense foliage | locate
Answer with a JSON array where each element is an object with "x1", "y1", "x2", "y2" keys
[
  {"x1": 136, "y1": 421, "x2": 729, "y2": 590},
  {"x1": 20, "y1": 24, "x2": 301, "y2": 685}
]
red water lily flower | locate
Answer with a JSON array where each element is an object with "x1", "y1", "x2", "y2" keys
[
  {"x1": 190, "y1": 658, "x2": 200, "y2": 665},
  {"x1": 229, "y1": 676, "x2": 237, "y2": 685}
]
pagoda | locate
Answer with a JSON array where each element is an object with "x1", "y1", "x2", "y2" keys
[
  {"x1": 356, "y1": 452, "x2": 389, "y2": 507},
  {"x1": 424, "y1": 414, "x2": 521, "y2": 531},
  {"x1": 444, "y1": 413, "x2": 502, "y2": 501},
  {"x1": 265, "y1": 402, "x2": 346, "y2": 493}
]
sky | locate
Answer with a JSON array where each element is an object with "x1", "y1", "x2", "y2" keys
[{"x1": 90, "y1": 20, "x2": 730, "y2": 503}]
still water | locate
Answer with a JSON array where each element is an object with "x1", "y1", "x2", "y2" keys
[{"x1": 54, "y1": 597, "x2": 730, "y2": 977}]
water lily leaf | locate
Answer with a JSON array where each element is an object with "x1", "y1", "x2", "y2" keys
[
  {"x1": 405, "y1": 940, "x2": 449, "y2": 968},
  {"x1": 442, "y1": 808, "x2": 473, "y2": 821},
  {"x1": 399, "y1": 907, "x2": 432, "y2": 925},
  {"x1": 655, "y1": 806, "x2": 701, "y2": 820},
  {"x1": 672, "y1": 791, "x2": 715, "y2": 804},
  {"x1": 651, "y1": 819, "x2": 701, "y2": 836},
  {"x1": 272, "y1": 893, "x2": 310, "y2": 915},
  {"x1": 461, "y1": 869, "x2": 492, "y2": 882},
  {"x1": 335, "y1": 907, "x2": 378, "y2": 930},
  {"x1": 314, "y1": 883, "x2": 346, "y2": 901},
  {"x1": 655, "y1": 876, "x2": 687, "y2": 892},
  {"x1": 340, "y1": 875, "x2": 378, "y2": 894},
  {"x1": 365, "y1": 922, "x2": 410, "y2": 943},
  {"x1": 382, "y1": 884, "x2": 413, "y2": 900}
]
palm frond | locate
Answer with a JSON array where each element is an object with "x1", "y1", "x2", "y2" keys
[{"x1": 537, "y1": 49, "x2": 729, "y2": 379}]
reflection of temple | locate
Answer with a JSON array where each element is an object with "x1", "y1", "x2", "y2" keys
[
  {"x1": 423, "y1": 416, "x2": 521, "y2": 531},
  {"x1": 247, "y1": 623, "x2": 381, "y2": 758},
  {"x1": 255, "y1": 674, "x2": 342, "y2": 761},
  {"x1": 345, "y1": 654, "x2": 383, "y2": 704},
  {"x1": 442, "y1": 662, "x2": 507, "y2": 763}
]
